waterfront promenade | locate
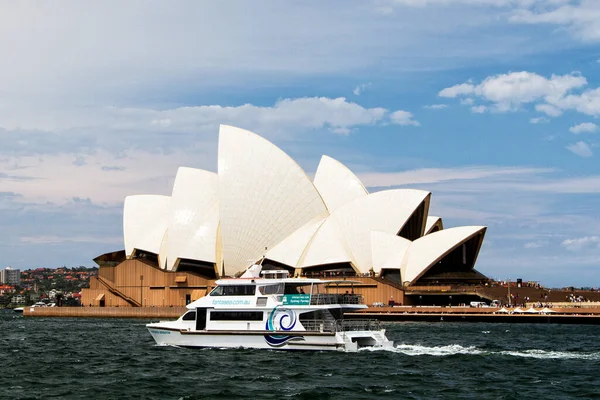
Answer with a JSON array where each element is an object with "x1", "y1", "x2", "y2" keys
[
  {"x1": 347, "y1": 304, "x2": 600, "y2": 324},
  {"x1": 23, "y1": 306, "x2": 186, "y2": 318},
  {"x1": 21, "y1": 303, "x2": 600, "y2": 324}
]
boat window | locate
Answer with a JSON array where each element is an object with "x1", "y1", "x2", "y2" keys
[
  {"x1": 284, "y1": 284, "x2": 307, "y2": 294},
  {"x1": 209, "y1": 286, "x2": 222, "y2": 296},
  {"x1": 257, "y1": 297, "x2": 268, "y2": 307},
  {"x1": 209, "y1": 311, "x2": 264, "y2": 321},
  {"x1": 258, "y1": 283, "x2": 284, "y2": 295},
  {"x1": 209, "y1": 285, "x2": 256, "y2": 296},
  {"x1": 261, "y1": 270, "x2": 289, "y2": 279},
  {"x1": 182, "y1": 311, "x2": 196, "y2": 321}
]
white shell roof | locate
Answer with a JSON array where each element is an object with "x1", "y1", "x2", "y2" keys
[
  {"x1": 265, "y1": 212, "x2": 328, "y2": 267},
  {"x1": 123, "y1": 195, "x2": 170, "y2": 257},
  {"x1": 165, "y1": 167, "x2": 219, "y2": 271},
  {"x1": 313, "y1": 155, "x2": 368, "y2": 212},
  {"x1": 401, "y1": 226, "x2": 486, "y2": 285},
  {"x1": 370, "y1": 231, "x2": 412, "y2": 274},
  {"x1": 332, "y1": 189, "x2": 431, "y2": 273},
  {"x1": 298, "y1": 217, "x2": 354, "y2": 268},
  {"x1": 158, "y1": 229, "x2": 169, "y2": 270},
  {"x1": 218, "y1": 125, "x2": 328, "y2": 274},
  {"x1": 425, "y1": 216, "x2": 443, "y2": 234},
  {"x1": 119, "y1": 125, "x2": 489, "y2": 281}
]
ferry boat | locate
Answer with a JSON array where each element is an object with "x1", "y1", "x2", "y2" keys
[{"x1": 147, "y1": 265, "x2": 393, "y2": 352}]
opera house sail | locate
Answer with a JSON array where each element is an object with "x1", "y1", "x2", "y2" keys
[{"x1": 85, "y1": 124, "x2": 488, "y2": 308}]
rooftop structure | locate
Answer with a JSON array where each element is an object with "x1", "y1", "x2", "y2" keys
[
  {"x1": 122, "y1": 125, "x2": 488, "y2": 287},
  {"x1": 1, "y1": 266, "x2": 20, "y2": 286}
]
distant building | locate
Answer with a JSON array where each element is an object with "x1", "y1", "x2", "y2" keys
[
  {"x1": 1, "y1": 267, "x2": 20, "y2": 286},
  {"x1": 0, "y1": 285, "x2": 15, "y2": 295},
  {"x1": 11, "y1": 294, "x2": 26, "y2": 305}
]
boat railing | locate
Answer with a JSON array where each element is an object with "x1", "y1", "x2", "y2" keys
[
  {"x1": 299, "y1": 319, "x2": 337, "y2": 333},
  {"x1": 300, "y1": 319, "x2": 382, "y2": 333},
  {"x1": 336, "y1": 319, "x2": 383, "y2": 332},
  {"x1": 309, "y1": 293, "x2": 363, "y2": 306}
]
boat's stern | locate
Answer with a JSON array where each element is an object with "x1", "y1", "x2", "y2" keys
[
  {"x1": 336, "y1": 320, "x2": 394, "y2": 352},
  {"x1": 339, "y1": 329, "x2": 393, "y2": 351}
]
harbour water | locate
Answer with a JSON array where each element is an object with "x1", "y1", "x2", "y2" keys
[{"x1": 1, "y1": 310, "x2": 599, "y2": 399}]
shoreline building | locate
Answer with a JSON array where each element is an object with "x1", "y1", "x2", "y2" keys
[
  {"x1": 1, "y1": 267, "x2": 21, "y2": 286},
  {"x1": 82, "y1": 125, "x2": 488, "y2": 307}
]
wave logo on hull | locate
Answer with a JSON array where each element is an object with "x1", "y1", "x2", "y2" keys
[{"x1": 264, "y1": 306, "x2": 305, "y2": 347}]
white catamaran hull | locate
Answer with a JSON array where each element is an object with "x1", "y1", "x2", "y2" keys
[
  {"x1": 147, "y1": 325, "x2": 393, "y2": 352},
  {"x1": 146, "y1": 267, "x2": 394, "y2": 352}
]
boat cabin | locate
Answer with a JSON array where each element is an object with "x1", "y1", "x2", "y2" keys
[{"x1": 176, "y1": 271, "x2": 366, "y2": 332}]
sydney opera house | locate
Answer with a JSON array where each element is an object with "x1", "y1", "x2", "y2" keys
[{"x1": 81, "y1": 125, "x2": 488, "y2": 307}]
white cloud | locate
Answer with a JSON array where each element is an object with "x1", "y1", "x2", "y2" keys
[
  {"x1": 471, "y1": 105, "x2": 487, "y2": 113},
  {"x1": 570, "y1": 122, "x2": 598, "y2": 134},
  {"x1": 121, "y1": 96, "x2": 415, "y2": 134},
  {"x1": 358, "y1": 166, "x2": 554, "y2": 187},
  {"x1": 151, "y1": 118, "x2": 172, "y2": 128},
  {"x1": 0, "y1": 96, "x2": 422, "y2": 205},
  {"x1": 353, "y1": 83, "x2": 372, "y2": 96},
  {"x1": 439, "y1": 70, "x2": 600, "y2": 118},
  {"x1": 389, "y1": 110, "x2": 420, "y2": 126},
  {"x1": 561, "y1": 236, "x2": 600, "y2": 251},
  {"x1": 439, "y1": 71, "x2": 586, "y2": 112},
  {"x1": 387, "y1": 1, "x2": 561, "y2": 7},
  {"x1": 387, "y1": 1, "x2": 598, "y2": 46},
  {"x1": 524, "y1": 240, "x2": 549, "y2": 249},
  {"x1": 460, "y1": 98, "x2": 475, "y2": 105},
  {"x1": 555, "y1": 88, "x2": 600, "y2": 116},
  {"x1": 0, "y1": 3, "x2": 386, "y2": 102},
  {"x1": 1, "y1": 1, "x2": 567, "y2": 107},
  {"x1": 365, "y1": 167, "x2": 600, "y2": 194},
  {"x1": 439, "y1": 83, "x2": 476, "y2": 98},
  {"x1": 530, "y1": 116, "x2": 549, "y2": 124},
  {"x1": 424, "y1": 104, "x2": 448, "y2": 109},
  {"x1": 509, "y1": 176, "x2": 600, "y2": 193},
  {"x1": 510, "y1": 2, "x2": 600, "y2": 42},
  {"x1": 0, "y1": 151, "x2": 190, "y2": 205},
  {"x1": 535, "y1": 103, "x2": 562, "y2": 117},
  {"x1": 20, "y1": 235, "x2": 122, "y2": 245},
  {"x1": 331, "y1": 127, "x2": 352, "y2": 135},
  {"x1": 567, "y1": 141, "x2": 593, "y2": 157},
  {"x1": 1, "y1": 97, "x2": 413, "y2": 138}
]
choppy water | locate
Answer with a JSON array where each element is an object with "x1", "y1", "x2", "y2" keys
[{"x1": 1, "y1": 310, "x2": 600, "y2": 399}]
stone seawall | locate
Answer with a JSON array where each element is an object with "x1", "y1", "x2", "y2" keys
[
  {"x1": 345, "y1": 305, "x2": 600, "y2": 324},
  {"x1": 23, "y1": 306, "x2": 186, "y2": 318},
  {"x1": 23, "y1": 305, "x2": 600, "y2": 323}
]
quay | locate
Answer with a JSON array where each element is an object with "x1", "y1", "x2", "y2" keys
[
  {"x1": 21, "y1": 304, "x2": 600, "y2": 324},
  {"x1": 347, "y1": 305, "x2": 600, "y2": 324},
  {"x1": 23, "y1": 306, "x2": 186, "y2": 318}
]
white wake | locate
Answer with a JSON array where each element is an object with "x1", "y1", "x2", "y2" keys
[{"x1": 361, "y1": 343, "x2": 600, "y2": 360}]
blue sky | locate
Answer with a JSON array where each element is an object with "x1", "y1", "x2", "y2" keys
[{"x1": 2, "y1": 0, "x2": 600, "y2": 287}]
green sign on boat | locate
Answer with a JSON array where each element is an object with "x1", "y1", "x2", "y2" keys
[{"x1": 282, "y1": 294, "x2": 311, "y2": 306}]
